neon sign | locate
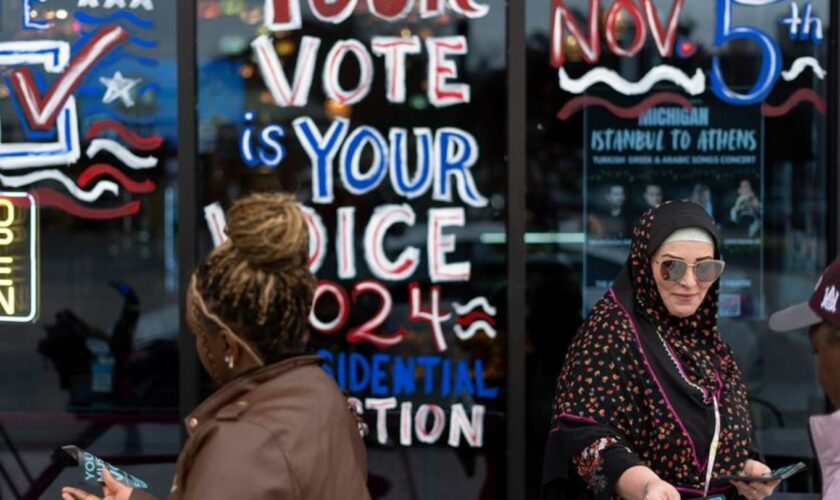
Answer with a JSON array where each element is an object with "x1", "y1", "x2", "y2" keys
[{"x1": 0, "y1": 192, "x2": 38, "y2": 322}]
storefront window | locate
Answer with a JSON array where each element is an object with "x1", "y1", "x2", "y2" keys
[
  {"x1": 0, "y1": 0, "x2": 179, "y2": 497},
  {"x1": 196, "y1": 1, "x2": 508, "y2": 497},
  {"x1": 526, "y1": 0, "x2": 830, "y2": 496},
  {"x1": 0, "y1": 0, "x2": 836, "y2": 497}
]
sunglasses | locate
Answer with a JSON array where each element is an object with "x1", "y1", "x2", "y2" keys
[{"x1": 654, "y1": 258, "x2": 725, "y2": 283}]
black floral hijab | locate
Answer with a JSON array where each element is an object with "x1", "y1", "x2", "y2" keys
[
  {"x1": 543, "y1": 201, "x2": 753, "y2": 499},
  {"x1": 613, "y1": 200, "x2": 724, "y2": 398}
]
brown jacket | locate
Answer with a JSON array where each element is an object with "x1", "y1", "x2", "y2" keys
[{"x1": 131, "y1": 355, "x2": 370, "y2": 500}]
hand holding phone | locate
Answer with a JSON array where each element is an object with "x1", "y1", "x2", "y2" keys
[
  {"x1": 62, "y1": 445, "x2": 149, "y2": 489},
  {"x1": 717, "y1": 462, "x2": 806, "y2": 483}
]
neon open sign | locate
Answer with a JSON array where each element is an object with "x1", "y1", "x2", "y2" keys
[{"x1": 0, "y1": 192, "x2": 38, "y2": 322}]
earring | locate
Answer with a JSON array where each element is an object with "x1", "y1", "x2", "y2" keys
[{"x1": 224, "y1": 355, "x2": 234, "y2": 370}]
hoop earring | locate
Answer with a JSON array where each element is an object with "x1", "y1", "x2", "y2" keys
[{"x1": 224, "y1": 355, "x2": 235, "y2": 370}]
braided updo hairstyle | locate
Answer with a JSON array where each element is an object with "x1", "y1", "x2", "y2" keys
[{"x1": 193, "y1": 192, "x2": 316, "y2": 364}]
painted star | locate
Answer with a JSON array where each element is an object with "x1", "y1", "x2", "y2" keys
[{"x1": 99, "y1": 71, "x2": 141, "y2": 107}]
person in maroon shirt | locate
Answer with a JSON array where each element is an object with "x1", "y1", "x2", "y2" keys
[{"x1": 769, "y1": 255, "x2": 840, "y2": 499}]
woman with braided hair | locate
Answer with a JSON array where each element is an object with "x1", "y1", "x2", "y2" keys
[
  {"x1": 63, "y1": 192, "x2": 371, "y2": 500},
  {"x1": 542, "y1": 201, "x2": 777, "y2": 500}
]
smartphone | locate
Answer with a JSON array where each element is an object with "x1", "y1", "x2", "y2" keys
[
  {"x1": 717, "y1": 462, "x2": 807, "y2": 483},
  {"x1": 62, "y1": 445, "x2": 150, "y2": 489}
]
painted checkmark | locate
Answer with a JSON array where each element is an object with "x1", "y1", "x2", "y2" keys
[{"x1": 6, "y1": 25, "x2": 128, "y2": 131}]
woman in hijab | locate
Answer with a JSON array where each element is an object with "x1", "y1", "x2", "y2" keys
[{"x1": 543, "y1": 201, "x2": 777, "y2": 500}]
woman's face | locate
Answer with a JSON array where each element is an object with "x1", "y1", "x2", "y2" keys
[{"x1": 651, "y1": 240, "x2": 716, "y2": 318}]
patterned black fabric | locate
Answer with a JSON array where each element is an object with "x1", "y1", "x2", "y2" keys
[{"x1": 543, "y1": 202, "x2": 753, "y2": 499}]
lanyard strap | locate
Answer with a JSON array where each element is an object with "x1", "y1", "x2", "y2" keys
[{"x1": 703, "y1": 396, "x2": 721, "y2": 497}]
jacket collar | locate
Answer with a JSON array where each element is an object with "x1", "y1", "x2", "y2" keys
[{"x1": 184, "y1": 354, "x2": 323, "y2": 434}]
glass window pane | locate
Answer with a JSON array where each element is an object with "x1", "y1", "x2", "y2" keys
[
  {"x1": 526, "y1": 0, "x2": 829, "y2": 496},
  {"x1": 0, "y1": 0, "x2": 179, "y2": 497},
  {"x1": 196, "y1": 1, "x2": 508, "y2": 497}
]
